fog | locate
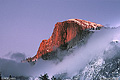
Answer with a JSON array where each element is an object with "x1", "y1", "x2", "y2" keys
[{"x1": 0, "y1": 27, "x2": 120, "y2": 78}]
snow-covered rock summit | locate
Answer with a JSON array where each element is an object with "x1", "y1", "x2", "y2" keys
[{"x1": 24, "y1": 19, "x2": 104, "y2": 63}]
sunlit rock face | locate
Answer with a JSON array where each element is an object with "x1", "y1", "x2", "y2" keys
[{"x1": 28, "y1": 19, "x2": 103, "y2": 61}]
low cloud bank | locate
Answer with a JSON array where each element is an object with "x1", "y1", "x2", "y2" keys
[{"x1": 0, "y1": 27, "x2": 120, "y2": 78}]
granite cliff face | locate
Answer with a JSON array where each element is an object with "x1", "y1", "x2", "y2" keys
[{"x1": 26, "y1": 19, "x2": 103, "y2": 62}]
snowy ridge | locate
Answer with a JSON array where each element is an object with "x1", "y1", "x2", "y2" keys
[{"x1": 67, "y1": 19, "x2": 103, "y2": 30}]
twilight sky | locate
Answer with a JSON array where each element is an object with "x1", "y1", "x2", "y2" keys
[{"x1": 0, "y1": 0, "x2": 120, "y2": 58}]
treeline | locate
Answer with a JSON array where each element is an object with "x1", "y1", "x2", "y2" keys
[{"x1": 39, "y1": 73, "x2": 62, "y2": 80}]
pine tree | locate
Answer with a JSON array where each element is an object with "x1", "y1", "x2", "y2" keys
[
  {"x1": 51, "y1": 76, "x2": 56, "y2": 80},
  {"x1": 39, "y1": 73, "x2": 49, "y2": 80}
]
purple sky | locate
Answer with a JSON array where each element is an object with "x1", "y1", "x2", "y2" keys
[{"x1": 0, "y1": 0, "x2": 120, "y2": 58}]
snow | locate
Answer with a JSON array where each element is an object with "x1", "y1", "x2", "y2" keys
[
  {"x1": 67, "y1": 19, "x2": 103, "y2": 30},
  {"x1": 67, "y1": 19, "x2": 82, "y2": 26}
]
